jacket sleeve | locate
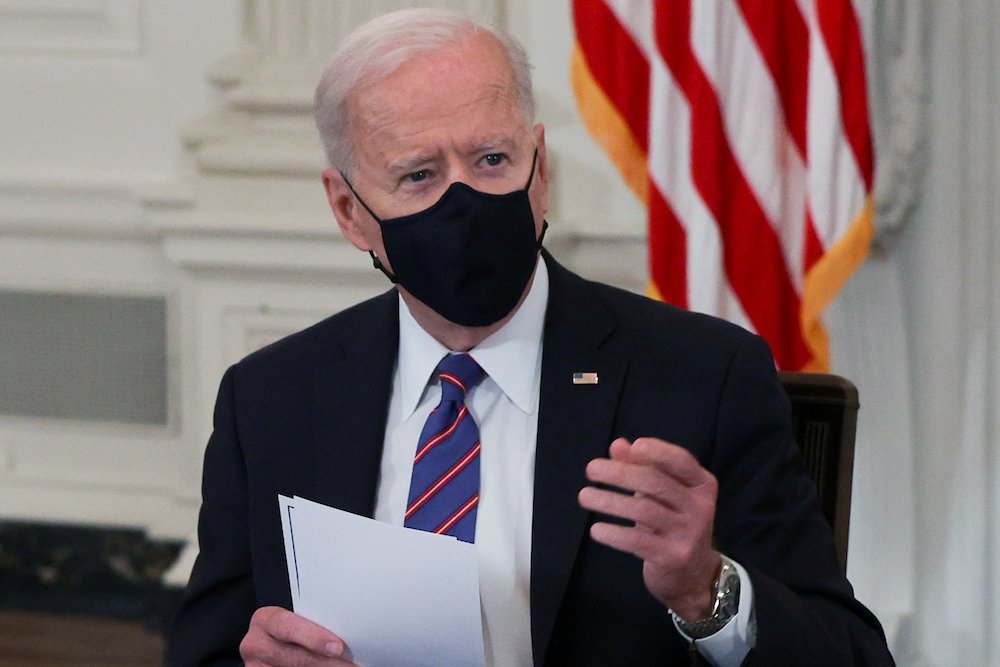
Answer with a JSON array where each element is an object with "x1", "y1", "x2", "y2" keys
[
  {"x1": 708, "y1": 336, "x2": 895, "y2": 666},
  {"x1": 164, "y1": 366, "x2": 255, "y2": 666}
]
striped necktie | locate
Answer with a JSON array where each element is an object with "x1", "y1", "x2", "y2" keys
[{"x1": 404, "y1": 353, "x2": 485, "y2": 543}]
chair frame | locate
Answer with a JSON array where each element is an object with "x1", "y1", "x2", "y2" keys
[{"x1": 778, "y1": 371, "x2": 858, "y2": 573}]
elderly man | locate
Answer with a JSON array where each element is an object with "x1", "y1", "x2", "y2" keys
[{"x1": 166, "y1": 8, "x2": 894, "y2": 667}]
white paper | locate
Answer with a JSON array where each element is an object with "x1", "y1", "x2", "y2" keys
[
  {"x1": 279, "y1": 495, "x2": 485, "y2": 667},
  {"x1": 278, "y1": 495, "x2": 300, "y2": 608}
]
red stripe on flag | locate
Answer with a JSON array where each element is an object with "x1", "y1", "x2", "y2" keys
[
  {"x1": 648, "y1": 183, "x2": 688, "y2": 308},
  {"x1": 737, "y1": 0, "x2": 810, "y2": 160},
  {"x1": 803, "y1": 205, "x2": 824, "y2": 272},
  {"x1": 654, "y1": 0, "x2": 810, "y2": 369},
  {"x1": 572, "y1": 0, "x2": 651, "y2": 154},
  {"x1": 816, "y1": 0, "x2": 874, "y2": 189}
]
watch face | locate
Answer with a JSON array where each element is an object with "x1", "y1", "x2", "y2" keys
[
  {"x1": 717, "y1": 567, "x2": 740, "y2": 620},
  {"x1": 672, "y1": 558, "x2": 741, "y2": 639}
]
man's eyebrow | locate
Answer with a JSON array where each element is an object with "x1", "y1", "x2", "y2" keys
[
  {"x1": 386, "y1": 154, "x2": 436, "y2": 174},
  {"x1": 464, "y1": 137, "x2": 516, "y2": 153}
]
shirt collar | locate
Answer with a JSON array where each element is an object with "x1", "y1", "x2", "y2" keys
[{"x1": 396, "y1": 256, "x2": 549, "y2": 418}]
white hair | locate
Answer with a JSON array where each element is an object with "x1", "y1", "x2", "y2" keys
[{"x1": 313, "y1": 8, "x2": 535, "y2": 174}]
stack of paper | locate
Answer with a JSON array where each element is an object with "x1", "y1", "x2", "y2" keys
[{"x1": 279, "y1": 495, "x2": 486, "y2": 667}]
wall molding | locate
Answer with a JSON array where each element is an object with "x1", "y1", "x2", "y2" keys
[
  {"x1": 0, "y1": 482, "x2": 196, "y2": 539},
  {"x1": 0, "y1": 175, "x2": 150, "y2": 239},
  {"x1": 0, "y1": 0, "x2": 145, "y2": 55}
]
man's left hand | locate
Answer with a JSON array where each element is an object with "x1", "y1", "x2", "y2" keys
[{"x1": 578, "y1": 436, "x2": 722, "y2": 621}]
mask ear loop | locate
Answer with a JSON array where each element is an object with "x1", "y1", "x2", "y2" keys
[
  {"x1": 524, "y1": 148, "x2": 548, "y2": 249},
  {"x1": 340, "y1": 172, "x2": 400, "y2": 283},
  {"x1": 368, "y1": 251, "x2": 398, "y2": 283},
  {"x1": 524, "y1": 148, "x2": 539, "y2": 191}
]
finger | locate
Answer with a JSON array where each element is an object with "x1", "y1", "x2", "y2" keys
[
  {"x1": 607, "y1": 437, "x2": 633, "y2": 461},
  {"x1": 602, "y1": 438, "x2": 711, "y2": 490},
  {"x1": 588, "y1": 520, "x2": 672, "y2": 564},
  {"x1": 269, "y1": 613, "x2": 344, "y2": 657},
  {"x1": 628, "y1": 438, "x2": 711, "y2": 488},
  {"x1": 586, "y1": 457, "x2": 696, "y2": 506},
  {"x1": 253, "y1": 607, "x2": 345, "y2": 658},
  {"x1": 578, "y1": 485, "x2": 674, "y2": 531},
  {"x1": 590, "y1": 519, "x2": 710, "y2": 570},
  {"x1": 607, "y1": 437, "x2": 710, "y2": 487},
  {"x1": 243, "y1": 641, "x2": 354, "y2": 667}
]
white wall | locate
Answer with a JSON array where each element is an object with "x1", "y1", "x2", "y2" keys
[
  {"x1": 0, "y1": 1, "x2": 239, "y2": 183},
  {"x1": 0, "y1": 0, "x2": 240, "y2": 537}
]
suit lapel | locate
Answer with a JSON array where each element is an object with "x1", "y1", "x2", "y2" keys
[
  {"x1": 531, "y1": 257, "x2": 626, "y2": 664},
  {"x1": 309, "y1": 290, "x2": 399, "y2": 517}
]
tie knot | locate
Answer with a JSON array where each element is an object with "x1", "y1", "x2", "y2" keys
[{"x1": 436, "y1": 353, "x2": 484, "y2": 402}]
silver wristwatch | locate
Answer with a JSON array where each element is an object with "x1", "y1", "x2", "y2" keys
[{"x1": 671, "y1": 555, "x2": 741, "y2": 639}]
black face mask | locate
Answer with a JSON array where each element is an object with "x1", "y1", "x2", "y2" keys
[{"x1": 343, "y1": 150, "x2": 546, "y2": 327}]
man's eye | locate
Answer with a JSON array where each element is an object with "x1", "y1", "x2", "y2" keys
[
  {"x1": 483, "y1": 153, "x2": 505, "y2": 167},
  {"x1": 407, "y1": 170, "x2": 429, "y2": 183}
]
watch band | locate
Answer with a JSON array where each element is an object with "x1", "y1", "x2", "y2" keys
[{"x1": 671, "y1": 555, "x2": 741, "y2": 639}]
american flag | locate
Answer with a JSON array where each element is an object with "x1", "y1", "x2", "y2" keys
[{"x1": 571, "y1": 0, "x2": 875, "y2": 371}]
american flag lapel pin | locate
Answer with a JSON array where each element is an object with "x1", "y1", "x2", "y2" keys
[{"x1": 573, "y1": 372, "x2": 599, "y2": 385}]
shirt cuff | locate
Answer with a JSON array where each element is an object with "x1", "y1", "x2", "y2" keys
[{"x1": 672, "y1": 558, "x2": 757, "y2": 667}]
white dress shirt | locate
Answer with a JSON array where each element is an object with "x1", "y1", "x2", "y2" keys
[{"x1": 373, "y1": 257, "x2": 755, "y2": 666}]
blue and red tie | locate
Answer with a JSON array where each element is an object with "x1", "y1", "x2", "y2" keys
[{"x1": 404, "y1": 353, "x2": 485, "y2": 543}]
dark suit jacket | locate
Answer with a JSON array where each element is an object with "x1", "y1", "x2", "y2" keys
[{"x1": 166, "y1": 254, "x2": 894, "y2": 666}]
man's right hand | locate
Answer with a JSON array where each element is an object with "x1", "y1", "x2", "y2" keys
[{"x1": 240, "y1": 606, "x2": 358, "y2": 666}]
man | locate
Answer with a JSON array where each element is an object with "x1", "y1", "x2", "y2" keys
[{"x1": 167, "y1": 8, "x2": 894, "y2": 667}]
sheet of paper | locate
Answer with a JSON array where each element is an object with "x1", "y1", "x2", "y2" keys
[
  {"x1": 277, "y1": 495, "x2": 300, "y2": 608},
  {"x1": 279, "y1": 495, "x2": 485, "y2": 667}
]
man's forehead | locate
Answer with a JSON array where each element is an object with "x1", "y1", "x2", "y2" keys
[
  {"x1": 350, "y1": 82, "x2": 526, "y2": 150},
  {"x1": 349, "y1": 32, "x2": 516, "y2": 106}
]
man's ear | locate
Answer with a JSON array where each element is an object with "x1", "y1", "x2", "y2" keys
[{"x1": 322, "y1": 168, "x2": 373, "y2": 251}]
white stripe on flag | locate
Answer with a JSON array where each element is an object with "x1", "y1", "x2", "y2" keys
[
  {"x1": 797, "y1": 0, "x2": 869, "y2": 249},
  {"x1": 604, "y1": 0, "x2": 655, "y2": 57},
  {"x1": 645, "y1": 30, "x2": 753, "y2": 328},
  {"x1": 691, "y1": 0, "x2": 809, "y2": 288}
]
